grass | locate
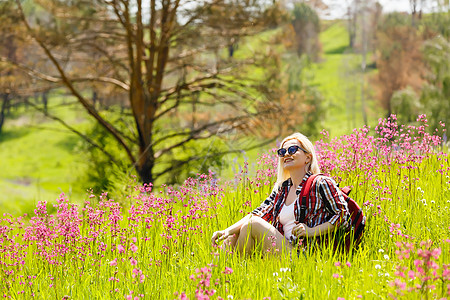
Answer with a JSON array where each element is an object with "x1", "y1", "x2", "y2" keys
[
  {"x1": 0, "y1": 123, "x2": 448, "y2": 299},
  {"x1": 0, "y1": 96, "x2": 89, "y2": 215},
  {"x1": 309, "y1": 21, "x2": 384, "y2": 138}
]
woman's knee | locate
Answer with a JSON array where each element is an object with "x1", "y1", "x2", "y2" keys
[{"x1": 246, "y1": 216, "x2": 270, "y2": 233}]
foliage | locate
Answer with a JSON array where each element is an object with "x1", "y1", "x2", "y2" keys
[
  {"x1": 0, "y1": 115, "x2": 448, "y2": 299},
  {"x1": 391, "y1": 87, "x2": 422, "y2": 124},
  {"x1": 290, "y1": 3, "x2": 321, "y2": 60},
  {"x1": 419, "y1": 35, "x2": 450, "y2": 132},
  {"x1": 372, "y1": 12, "x2": 426, "y2": 115}
]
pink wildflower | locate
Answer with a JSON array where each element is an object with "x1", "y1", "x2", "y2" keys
[{"x1": 180, "y1": 292, "x2": 188, "y2": 300}]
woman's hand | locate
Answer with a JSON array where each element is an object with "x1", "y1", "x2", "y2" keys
[
  {"x1": 211, "y1": 230, "x2": 230, "y2": 246},
  {"x1": 292, "y1": 223, "x2": 313, "y2": 238}
]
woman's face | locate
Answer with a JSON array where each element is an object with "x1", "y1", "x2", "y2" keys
[{"x1": 280, "y1": 139, "x2": 311, "y2": 172}]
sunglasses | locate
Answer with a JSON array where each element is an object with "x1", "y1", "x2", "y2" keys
[{"x1": 277, "y1": 145, "x2": 308, "y2": 157}]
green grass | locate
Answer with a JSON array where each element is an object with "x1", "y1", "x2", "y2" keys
[
  {"x1": 309, "y1": 21, "x2": 384, "y2": 137},
  {"x1": 0, "y1": 97, "x2": 89, "y2": 215},
  {"x1": 0, "y1": 141, "x2": 448, "y2": 299}
]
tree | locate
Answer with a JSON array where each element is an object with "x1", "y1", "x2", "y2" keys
[
  {"x1": 6, "y1": 0, "x2": 284, "y2": 185},
  {"x1": 372, "y1": 12, "x2": 426, "y2": 116},
  {"x1": 0, "y1": 1, "x2": 33, "y2": 134},
  {"x1": 290, "y1": 2, "x2": 321, "y2": 60},
  {"x1": 420, "y1": 35, "x2": 450, "y2": 131}
]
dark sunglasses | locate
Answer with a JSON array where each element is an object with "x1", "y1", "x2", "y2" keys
[{"x1": 277, "y1": 145, "x2": 308, "y2": 157}]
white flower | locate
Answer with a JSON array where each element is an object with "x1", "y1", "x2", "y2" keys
[
  {"x1": 279, "y1": 268, "x2": 290, "y2": 273},
  {"x1": 375, "y1": 264, "x2": 381, "y2": 269},
  {"x1": 227, "y1": 295, "x2": 234, "y2": 300},
  {"x1": 384, "y1": 254, "x2": 390, "y2": 260},
  {"x1": 378, "y1": 249, "x2": 385, "y2": 253},
  {"x1": 272, "y1": 272, "x2": 279, "y2": 277}
]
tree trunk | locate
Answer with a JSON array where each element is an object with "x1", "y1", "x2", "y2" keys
[
  {"x1": 0, "y1": 94, "x2": 9, "y2": 135},
  {"x1": 42, "y1": 91, "x2": 48, "y2": 113},
  {"x1": 135, "y1": 146, "x2": 155, "y2": 184}
]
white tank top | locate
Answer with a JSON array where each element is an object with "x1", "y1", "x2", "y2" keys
[{"x1": 279, "y1": 202, "x2": 296, "y2": 241}]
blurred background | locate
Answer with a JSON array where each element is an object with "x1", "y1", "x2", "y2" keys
[{"x1": 0, "y1": 0, "x2": 448, "y2": 215}]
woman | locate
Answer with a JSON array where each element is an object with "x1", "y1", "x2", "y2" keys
[{"x1": 211, "y1": 132, "x2": 350, "y2": 255}]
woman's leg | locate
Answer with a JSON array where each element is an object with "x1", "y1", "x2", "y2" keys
[{"x1": 236, "y1": 216, "x2": 292, "y2": 256}]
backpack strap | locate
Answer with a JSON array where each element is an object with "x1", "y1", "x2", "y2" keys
[{"x1": 298, "y1": 174, "x2": 320, "y2": 223}]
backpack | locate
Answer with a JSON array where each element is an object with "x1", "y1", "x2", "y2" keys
[{"x1": 298, "y1": 174, "x2": 365, "y2": 252}]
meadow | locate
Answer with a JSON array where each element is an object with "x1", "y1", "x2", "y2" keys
[{"x1": 1, "y1": 115, "x2": 449, "y2": 299}]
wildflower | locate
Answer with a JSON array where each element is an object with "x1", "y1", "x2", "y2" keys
[
  {"x1": 130, "y1": 258, "x2": 137, "y2": 266},
  {"x1": 332, "y1": 273, "x2": 340, "y2": 279},
  {"x1": 334, "y1": 262, "x2": 341, "y2": 267},
  {"x1": 375, "y1": 265, "x2": 381, "y2": 269},
  {"x1": 223, "y1": 267, "x2": 233, "y2": 275},
  {"x1": 130, "y1": 244, "x2": 138, "y2": 253},
  {"x1": 117, "y1": 245, "x2": 125, "y2": 254},
  {"x1": 384, "y1": 255, "x2": 390, "y2": 260},
  {"x1": 110, "y1": 258, "x2": 117, "y2": 266}
]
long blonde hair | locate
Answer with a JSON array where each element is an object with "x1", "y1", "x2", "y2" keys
[{"x1": 275, "y1": 132, "x2": 320, "y2": 188}]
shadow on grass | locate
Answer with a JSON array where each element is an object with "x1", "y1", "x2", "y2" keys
[
  {"x1": 54, "y1": 135, "x2": 80, "y2": 151},
  {"x1": 0, "y1": 128, "x2": 31, "y2": 143},
  {"x1": 325, "y1": 45, "x2": 351, "y2": 55}
]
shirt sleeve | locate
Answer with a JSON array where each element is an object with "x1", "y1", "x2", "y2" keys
[
  {"x1": 251, "y1": 184, "x2": 279, "y2": 224},
  {"x1": 317, "y1": 177, "x2": 350, "y2": 230}
]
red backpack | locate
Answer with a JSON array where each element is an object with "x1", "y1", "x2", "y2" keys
[{"x1": 298, "y1": 174, "x2": 365, "y2": 252}]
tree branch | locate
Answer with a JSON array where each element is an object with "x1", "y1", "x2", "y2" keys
[
  {"x1": 15, "y1": 0, "x2": 137, "y2": 165},
  {"x1": 154, "y1": 136, "x2": 277, "y2": 178},
  {"x1": 23, "y1": 99, "x2": 120, "y2": 166}
]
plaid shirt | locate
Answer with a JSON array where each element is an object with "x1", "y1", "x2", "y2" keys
[{"x1": 251, "y1": 172, "x2": 350, "y2": 237}]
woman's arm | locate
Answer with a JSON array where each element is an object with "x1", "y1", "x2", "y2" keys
[
  {"x1": 211, "y1": 214, "x2": 252, "y2": 245},
  {"x1": 318, "y1": 177, "x2": 350, "y2": 230},
  {"x1": 292, "y1": 176, "x2": 348, "y2": 239},
  {"x1": 292, "y1": 221, "x2": 335, "y2": 238}
]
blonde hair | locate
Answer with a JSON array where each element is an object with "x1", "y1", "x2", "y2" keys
[{"x1": 275, "y1": 132, "x2": 320, "y2": 188}]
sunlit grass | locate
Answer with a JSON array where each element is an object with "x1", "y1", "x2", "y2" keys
[{"x1": 1, "y1": 116, "x2": 448, "y2": 299}]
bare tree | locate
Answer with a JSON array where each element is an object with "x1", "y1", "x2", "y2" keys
[{"x1": 5, "y1": 0, "x2": 283, "y2": 184}]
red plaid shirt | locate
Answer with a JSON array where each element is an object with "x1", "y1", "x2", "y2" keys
[{"x1": 251, "y1": 172, "x2": 350, "y2": 236}]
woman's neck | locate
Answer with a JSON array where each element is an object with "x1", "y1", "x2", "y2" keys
[{"x1": 289, "y1": 168, "x2": 307, "y2": 188}]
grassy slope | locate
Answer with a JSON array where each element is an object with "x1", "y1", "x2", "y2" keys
[
  {"x1": 0, "y1": 97, "x2": 88, "y2": 215},
  {"x1": 311, "y1": 20, "x2": 383, "y2": 137}
]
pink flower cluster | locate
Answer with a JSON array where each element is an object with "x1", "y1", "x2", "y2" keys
[
  {"x1": 179, "y1": 265, "x2": 234, "y2": 300},
  {"x1": 390, "y1": 240, "x2": 450, "y2": 298}
]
